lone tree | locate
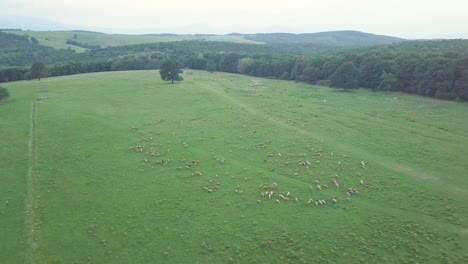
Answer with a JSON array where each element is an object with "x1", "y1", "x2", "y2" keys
[
  {"x1": 0, "y1": 86, "x2": 9, "y2": 101},
  {"x1": 330, "y1": 61, "x2": 359, "y2": 91},
  {"x1": 30, "y1": 62, "x2": 48, "y2": 80},
  {"x1": 160, "y1": 60, "x2": 183, "y2": 83}
]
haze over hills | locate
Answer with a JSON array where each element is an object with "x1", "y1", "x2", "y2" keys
[
  {"x1": 0, "y1": 15, "x2": 433, "y2": 45},
  {"x1": 2, "y1": 28, "x2": 405, "y2": 52},
  {"x1": 0, "y1": 15, "x2": 76, "y2": 31},
  {"x1": 244, "y1": 31, "x2": 404, "y2": 47}
]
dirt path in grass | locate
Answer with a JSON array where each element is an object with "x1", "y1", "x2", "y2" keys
[
  {"x1": 25, "y1": 101, "x2": 38, "y2": 263},
  {"x1": 204, "y1": 81, "x2": 467, "y2": 197}
]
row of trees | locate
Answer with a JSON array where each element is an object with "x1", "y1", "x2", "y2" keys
[{"x1": 180, "y1": 50, "x2": 468, "y2": 100}]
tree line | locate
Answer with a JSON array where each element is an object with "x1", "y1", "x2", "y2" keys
[{"x1": 1, "y1": 30, "x2": 467, "y2": 101}]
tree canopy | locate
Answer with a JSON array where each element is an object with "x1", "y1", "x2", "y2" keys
[
  {"x1": 330, "y1": 61, "x2": 359, "y2": 90},
  {"x1": 0, "y1": 86, "x2": 9, "y2": 101},
  {"x1": 159, "y1": 60, "x2": 183, "y2": 83},
  {"x1": 30, "y1": 62, "x2": 48, "y2": 80}
]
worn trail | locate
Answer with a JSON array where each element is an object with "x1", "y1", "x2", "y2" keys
[
  {"x1": 204, "y1": 79, "x2": 466, "y2": 197},
  {"x1": 25, "y1": 101, "x2": 38, "y2": 263}
]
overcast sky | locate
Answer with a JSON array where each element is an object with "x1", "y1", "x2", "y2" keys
[{"x1": 1, "y1": 0, "x2": 468, "y2": 38}]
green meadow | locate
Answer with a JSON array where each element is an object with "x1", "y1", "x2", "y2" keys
[
  {"x1": 8, "y1": 31, "x2": 263, "y2": 52},
  {"x1": 0, "y1": 70, "x2": 467, "y2": 263}
]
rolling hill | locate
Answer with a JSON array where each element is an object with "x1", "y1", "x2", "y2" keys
[
  {"x1": 1, "y1": 29, "x2": 405, "y2": 52},
  {"x1": 244, "y1": 31, "x2": 405, "y2": 46}
]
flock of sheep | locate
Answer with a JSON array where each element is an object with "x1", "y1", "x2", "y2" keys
[{"x1": 130, "y1": 125, "x2": 367, "y2": 208}]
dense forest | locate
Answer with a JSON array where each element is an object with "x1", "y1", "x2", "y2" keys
[{"x1": 1, "y1": 31, "x2": 467, "y2": 101}]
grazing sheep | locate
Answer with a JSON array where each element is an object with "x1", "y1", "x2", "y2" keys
[
  {"x1": 275, "y1": 199, "x2": 281, "y2": 204},
  {"x1": 278, "y1": 194, "x2": 289, "y2": 201},
  {"x1": 360, "y1": 179, "x2": 364, "y2": 185},
  {"x1": 257, "y1": 200, "x2": 262, "y2": 204},
  {"x1": 346, "y1": 197, "x2": 351, "y2": 202},
  {"x1": 332, "y1": 179, "x2": 340, "y2": 188},
  {"x1": 293, "y1": 172, "x2": 299, "y2": 176},
  {"x1": 295, "y1": 198, "x2": 299, "y2": 203},
  {"x1": 332, "y1": 197, "x2": 338, "y2": 204},
  {"x1": 314, "y1": 180, "x2": 320, "y2": 184},
  {"x1": 322, "y1": 184, "x2": 328, "y2": 188},
  {"x1": 317, "y1": 185, "x2": 322, "y2": 190},
  {"x1": 278, "y1": 153, "x2": 282, "y2": 157},
  {"x1": 286, "y1": 192, "x2": 290, "y2": 197}
]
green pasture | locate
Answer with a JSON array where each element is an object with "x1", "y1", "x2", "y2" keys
[
  {"x1": 0, "y1": 70, "x2": 467, "y2": 263},
  {"x1": 8, "y1": 31, "x2": 263, "y2": 52}
]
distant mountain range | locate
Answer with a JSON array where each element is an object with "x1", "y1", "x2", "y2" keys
[
  {"x1": 244, "y1": 31, "x2": 404, "y2": 47},
  {"x1": 0, "y1": 15, "x2": 403, "y2": 47},
  {"x1": 0, "y1": 15, "x2": 77, "y2": 31}
]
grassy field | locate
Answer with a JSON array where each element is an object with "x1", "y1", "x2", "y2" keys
[
  {"x1": 1, "y1": 70, "x2": 467, "y2": 263},
  {"x1": 7, "y1": 31, "x2": 263, "y2": 52}
]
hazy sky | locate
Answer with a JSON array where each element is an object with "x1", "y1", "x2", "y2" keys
[{"x1": 1, "y1": 0, "x2": 468, "y2": 38}]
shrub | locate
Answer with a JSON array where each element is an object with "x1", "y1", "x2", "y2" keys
[{"x1": 0, "y1": 86, "x2": 9, "y2": 101}]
